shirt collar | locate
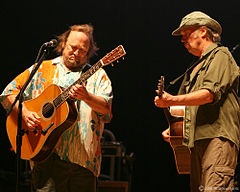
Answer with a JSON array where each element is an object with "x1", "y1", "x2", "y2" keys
[
  {"x1": 201, "y1": 43, "x2": 219, "y2": 58},
  {"x1": 52, "y1": 56, "x2": 61, "y2": 65}
]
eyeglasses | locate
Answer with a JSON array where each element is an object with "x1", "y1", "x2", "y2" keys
[{"x1": 66, "y1": 43, "x2": 88, "y2": 55}]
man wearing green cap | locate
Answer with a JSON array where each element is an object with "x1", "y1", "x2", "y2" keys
[{"x1": 154, "y1": 11, "x2": 239, "y2": 191}]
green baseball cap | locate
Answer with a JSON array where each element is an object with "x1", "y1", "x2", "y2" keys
[{"x1": 172, "y1": 11, "x2": 222, "y2": 36}]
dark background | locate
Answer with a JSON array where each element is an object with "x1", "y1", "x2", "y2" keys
[{"x1": 1, "y1": 1, "x2": 240, "y2": 191}]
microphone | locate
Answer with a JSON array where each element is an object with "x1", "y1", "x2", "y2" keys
[
  {"x1": 43, "y1": 39, "x2": 58, "y2": 48},
  {"x1": 231, "y1": 43, "x2": 240, "y2": 53}
]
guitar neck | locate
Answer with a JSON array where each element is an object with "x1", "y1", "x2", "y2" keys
[
  {"x1": 53, "y1": 60, "x2": 103, "y2": 108},
  {"x1": 157, "y1": 76, "x2": 183, "y2": 123},
  {"x1": 74, "y1": 60, "x2": 103, "y2": 86}
]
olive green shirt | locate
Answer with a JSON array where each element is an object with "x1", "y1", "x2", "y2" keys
[{"x1": 178, "y1": 43, "x2": 240, "y2": 148}]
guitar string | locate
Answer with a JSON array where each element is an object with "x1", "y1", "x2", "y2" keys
[{"x1": 41, "y1": 62, "x2": 102, "y2": 116}]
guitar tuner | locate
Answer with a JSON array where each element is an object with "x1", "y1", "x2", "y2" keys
[{"x1": 111, "y1": 63, "x2": 114, "y2": 67}]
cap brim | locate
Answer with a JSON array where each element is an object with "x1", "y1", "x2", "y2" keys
[
  {"x1": 172, "y1": 19, "x2": 222, "y2": 36},
  {"x1": 172, "y1": 27, "x2": 182, "y2": 36}
]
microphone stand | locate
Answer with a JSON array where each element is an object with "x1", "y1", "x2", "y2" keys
[{"x1": 6, "y1": 45, "x2": 50, "y2": 192}]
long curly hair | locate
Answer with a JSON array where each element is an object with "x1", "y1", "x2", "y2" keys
[{"x1": 55, "y1": 24, "x2": 99, "y2": 60}]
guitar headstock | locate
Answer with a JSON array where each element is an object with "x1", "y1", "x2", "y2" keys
[
  {"x1": 157, "y1": 76, "x2": 165, "y2": 97},
  {"x1": 101, "y1": 45, "x2": 126, "y2": 66}
]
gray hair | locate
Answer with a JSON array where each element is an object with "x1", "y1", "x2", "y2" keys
[{"x1": 206, "y1": 27, "x2": 221, "y2": 43}]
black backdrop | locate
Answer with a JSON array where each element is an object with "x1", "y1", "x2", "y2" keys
[{"x1": 1, "y1": 1, "x2": 240, "y2": 191}]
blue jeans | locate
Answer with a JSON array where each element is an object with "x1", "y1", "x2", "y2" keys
[{"x1": 31, "y1": 153, "x2": 96, "y2": 192}]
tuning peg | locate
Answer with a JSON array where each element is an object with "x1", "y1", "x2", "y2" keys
[
  {"x1": 111, "y1": 63, "x2": 114, "y2": 67},
  {"x1": 122, "y1": 57, "x2": 125, "y2": 60},
  {"x1": 117, "y1": 60, "x2": 119, "y2": 63}
]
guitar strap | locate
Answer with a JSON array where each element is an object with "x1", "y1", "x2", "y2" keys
[{"x1": 166, "y1": 44, "x2": 221, "y2": 90}]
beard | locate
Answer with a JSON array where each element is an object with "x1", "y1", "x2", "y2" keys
[{"x1": 63, "y1": 55, "x2": 87, "y2": 70}]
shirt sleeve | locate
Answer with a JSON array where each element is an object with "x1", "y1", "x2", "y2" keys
[
  {"x1": 0, "y1": 67, "x2": 32, "y2": 111},
  {"x1": 200, "y1": 49, "x2": 240, "y2": 104},
  {"x1": 90, "y1": 68, "x2": 113, "y2": 123}
]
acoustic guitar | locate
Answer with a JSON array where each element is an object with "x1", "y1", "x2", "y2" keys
[
  {"x1": 157, "y1": 76, "x2": 191, "y2": 174},
  {"x1": 7, "y1": 45, "x2": 126, "y2": 162}
]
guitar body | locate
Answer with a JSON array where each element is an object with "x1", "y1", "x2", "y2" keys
[
  {"x1": 168, "y1": 106, "x2": 191, "y2": 174},
  {"x1": 6, "y1": 84, "x2": 77, "y2": 162}
]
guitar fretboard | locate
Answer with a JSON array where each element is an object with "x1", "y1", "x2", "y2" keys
[{"x1": 53, "y1": 60, "x2": 103, "y2": 108}]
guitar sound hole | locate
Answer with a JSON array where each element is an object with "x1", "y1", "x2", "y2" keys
[{"x1": 42, "y1": 102, "x2": 54, "y2": 118}]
